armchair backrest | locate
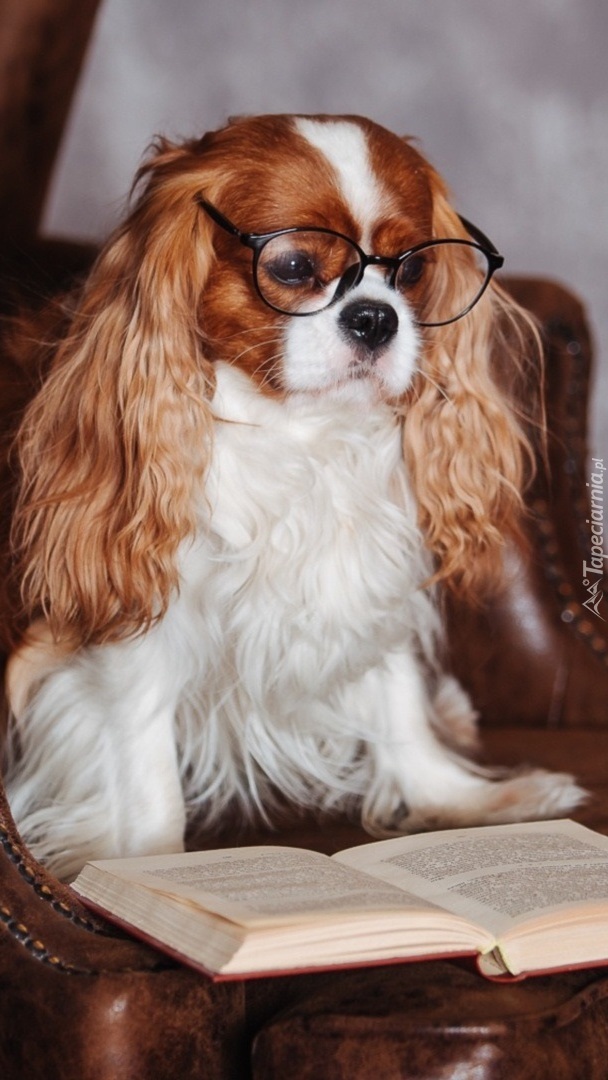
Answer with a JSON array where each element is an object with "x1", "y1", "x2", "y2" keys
[{"x1": 0, "y1": 0, "x2": 101, "y2": 240}]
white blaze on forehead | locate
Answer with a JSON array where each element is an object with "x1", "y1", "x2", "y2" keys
[{"x1": 294, "y1": 118, "x2": 388, "y2": 244}]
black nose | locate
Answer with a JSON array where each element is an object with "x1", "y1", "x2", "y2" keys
[{"x1": 338, "y1": 300, "x2": 399, "y2": 353}]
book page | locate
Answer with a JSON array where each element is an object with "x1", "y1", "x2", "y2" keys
[
  {"x1": 335, "y1": 819, "x2": 608, "y2": 936},
  {"x1": 78, "y1": 845, "x2": 441, "y2": 928}
]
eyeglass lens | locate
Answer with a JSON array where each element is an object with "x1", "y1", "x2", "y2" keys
[{"x1": 255, "y1": 232, "x2": 492, "y2": 325}]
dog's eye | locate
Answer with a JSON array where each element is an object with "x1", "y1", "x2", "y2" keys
[
  {"x1": 265, "y1": 250, "x2": 316, "y2": 286},
  {"x1": 396, "y1": 254, "x2": 426, "y2": 288},
  {"x1": 256, "y1": 232, "x2": 360, "y2": 314}
]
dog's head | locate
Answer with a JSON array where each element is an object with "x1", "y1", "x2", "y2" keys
[
  {"x1": 127, "y1": 114, "x2": 507, "y2": 406},
  {"x1": 13, "y1": 114, "x2": 537, "y2": 643},
  {"x1": 189, "y1": 114, "x2": 464, "y2": 406}
]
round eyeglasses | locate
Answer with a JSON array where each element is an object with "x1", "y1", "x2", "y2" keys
[{"x1": 196, "y1": 196, "x2": 504, "y2": 327}]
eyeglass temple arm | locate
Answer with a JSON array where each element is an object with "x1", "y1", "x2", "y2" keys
[
  {"x1": 458, "y1": 214, "x2": 502, "y2": 257},
  {"x1": 196, "y1": 196, "x2": 248, "y2": 241}
]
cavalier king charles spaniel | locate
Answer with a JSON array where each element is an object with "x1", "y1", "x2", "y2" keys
[{"x1": 4, "y1": 114, "x2": 584, "y2": 878}]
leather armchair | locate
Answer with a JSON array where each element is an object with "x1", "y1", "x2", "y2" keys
[
  {"x1": 1, "y1": 272, "x2": 608, "y2": 1080},
  {"x1": 2, "y1": 267, "x2": 608, "y2": 1080}
]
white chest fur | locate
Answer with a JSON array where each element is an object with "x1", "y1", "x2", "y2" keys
[
  {"x1": 159, "y1": 365, "x2": 441, "y2": 823},
  {"x1": 178, "y1": 365, "x2": 435, "y2": 698}
]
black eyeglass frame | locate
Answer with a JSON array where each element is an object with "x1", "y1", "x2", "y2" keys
[{"x1": 195, "y1": 195, "x2": 504, "y2": 327}]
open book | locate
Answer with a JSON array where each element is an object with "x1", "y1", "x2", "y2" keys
[{"x1": 71, "y1": 819, "x2": 608, "y2": 981}]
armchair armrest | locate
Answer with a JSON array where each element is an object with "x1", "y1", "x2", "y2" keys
[{"x1": 447, "y1": 275, "x2": 608, "y2": 728}]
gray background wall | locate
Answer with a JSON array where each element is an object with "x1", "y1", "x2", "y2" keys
[{"x1": 43, "y1": 0, "x2": 607, "y2": 459}]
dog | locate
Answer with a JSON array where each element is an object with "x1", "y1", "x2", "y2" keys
[{"x1": 3, "y1": 114, "x2": 584, "y2": 879}]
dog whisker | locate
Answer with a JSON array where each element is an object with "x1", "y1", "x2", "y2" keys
[{"x1": 417, "y1": 368, "x2": 453, "y2": 406}]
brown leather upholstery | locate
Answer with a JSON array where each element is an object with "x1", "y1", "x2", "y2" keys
[
  {"x1": 0, "y1": 0, "x2": 101, "y2": 238},
  {"x1": 447, "y1": 277, "x2": 608, "y2": 729},
  {"x1": 251, "y1": 964, "x2": 608, "y2": 1079}
]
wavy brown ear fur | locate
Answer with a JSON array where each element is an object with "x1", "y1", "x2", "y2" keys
[
  {"x1": 403, "y1": 172, "x2": 541, "y2": 598},
  {"x1": 11, "y1": 139, "x2": 222, "y2": 645}
]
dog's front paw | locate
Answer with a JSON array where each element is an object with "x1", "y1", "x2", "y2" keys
[{"x1": 8, "y1": 800, "x2": 187, "y2": 882}]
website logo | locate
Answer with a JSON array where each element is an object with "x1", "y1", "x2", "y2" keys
[{"x1": 582, "y1": 458, "x2": 606, "y2": 620}]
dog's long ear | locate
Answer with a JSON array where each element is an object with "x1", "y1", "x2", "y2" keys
[
  {"x1": 12, "y1": 139, "x2": 222, "y2": 644},
  {"x1": 403, "y1": 172, "x2": 539, "y2": 597}
]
